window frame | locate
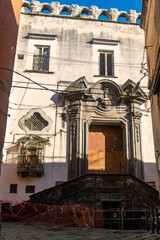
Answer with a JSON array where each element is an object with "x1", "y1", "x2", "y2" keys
[
  {"x1": 19, "y1": 109, "x2": 52, "y2": 135},
  {"x1": 33, "y1": 45, "x2": 50, "y2": 72},
  {"x1": 99, "y1": 50, "x2": 114, "y2": 77}
]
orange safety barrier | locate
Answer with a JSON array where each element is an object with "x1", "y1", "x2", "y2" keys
[{"x1": 0, "y1": 201, "x2": 104, "y2": 228}]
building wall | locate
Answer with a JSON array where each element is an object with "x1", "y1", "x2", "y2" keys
[
  {"x1": 0, "y1": 10, "x2": 158, "y2": 202},
  {"x1": 0, "y1": 0, "x2": 22, "y2": 166},
  {"x1": 141, "y1": 0, "x2": 160, "y2": 189}
]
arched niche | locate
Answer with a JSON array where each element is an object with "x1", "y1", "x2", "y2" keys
[{"x1": 60, "y1": 6, "x2": 71, "y2": 15}]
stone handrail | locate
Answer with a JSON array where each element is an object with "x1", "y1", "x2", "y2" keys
[{"x1": 22, "y1": 1, "x2": 141, "y2": 23}]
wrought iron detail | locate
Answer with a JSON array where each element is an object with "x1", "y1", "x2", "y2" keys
[
  {"x1": 33, "y1": 55, "x2": 49, "y2": 71},
  {"x1": 24, "y1": 112, "x2": 49, "y2": 131}
]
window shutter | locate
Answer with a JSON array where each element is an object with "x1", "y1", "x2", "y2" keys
[
  {"x1": 100, "y1": 53, "x2": 105, "y2": 75},
  {"x1": 107, "y1": 53, "x2": 113, "y2": 76}
]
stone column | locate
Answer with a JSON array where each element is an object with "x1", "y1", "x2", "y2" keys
[
  {"x1": 129, "y1": 102, "x2": 143, "y2": 179},
  {"x1": 67, "y1": 104, "x2": 81, "y2": 180}
]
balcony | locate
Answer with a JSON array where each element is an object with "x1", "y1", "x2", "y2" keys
[
  {"x1": 33, "y1": 55, "x2": 49, "y2": 72},
  {"x1": 17, "y1": 155, "x2": 44, "y2": 177}
]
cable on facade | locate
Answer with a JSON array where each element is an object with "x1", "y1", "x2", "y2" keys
[
  {"x1": 9, "y1": 102, "x2": 55, "y2": 108},
  {"x1": 0, "y1": 107, "x2": 10, "y2": 117},
  {"x1": 18, "y1": 80, "x2": 30, "y2": 109},
  {"x1": 15, "y1": 50, "x2": 142, "y2": 67},
  {"x1": 9, "y1": 105, "x2": 55, "y2": 111},
  {"x1": 0, "y1": 67, "x2": 150, "y2": 106},
  {"x1": 0, "y1": 68, "x2": 60, "y2": 94},
  {"x1": 12, "y1": 80, "x2": 149, "y2": 91}
]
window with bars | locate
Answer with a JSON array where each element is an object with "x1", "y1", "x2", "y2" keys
[
  {"x1": 33, "y1": 46, "x2": 50, "y2": 71},
  {"x1": 99, "y1": 51, "x2": 114, "y2": 76},
  {"x1": 24, "y1": 112, "x2": 49, "y2": 131},
  {"x1": 17, "y1": 136, "x2": 46, "y2": 177}
]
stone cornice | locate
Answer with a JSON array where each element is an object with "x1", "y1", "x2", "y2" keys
[{"x1": 22, "y1": 1, "x2": 141, "y2": 23}]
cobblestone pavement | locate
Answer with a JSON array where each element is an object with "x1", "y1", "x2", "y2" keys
[{"x1": 1, "y1": 221, "x2": 160, "y2": 240}]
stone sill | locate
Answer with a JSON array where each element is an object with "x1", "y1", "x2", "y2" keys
[
  {"x1": 24, "y1": 70, "x2": 54, "y2": 74},
  {"x1": 93, "y1": 75, "x2": 118, "y2": 78}
]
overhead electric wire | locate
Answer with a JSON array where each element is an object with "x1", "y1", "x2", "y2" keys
[
  {"x1": 9, "y1": 105, "x2": 55, "y2": 111},
  {"x1": 9, "y1": 101, "x2": 55, "y2": 107},
  {"x1": 17, "y1": 80, "x2": 30, "y2": 109},
  {"x1": 0, "y1": 67, "x2": 60, "y2": 94},
  {"x1": 0, "y1": 68, "x2": 149, "y2": 99},
  {"x1": 12, "y1": 80, "x2": 148, "y2": 89},
  {"x1": 10, "y1": 84, "x2": 150, "y2": 95},
  {"x1": 15, "y1": 49, "x2": 142, "y2": 67}
]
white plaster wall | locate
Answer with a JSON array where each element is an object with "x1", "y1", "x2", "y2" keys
[
  {"x1": 0, "y1": 13, "x2": 157, "y2": 202},
  {"x1": 141, "y1": 102, "x2": 159, "y2": 189}
]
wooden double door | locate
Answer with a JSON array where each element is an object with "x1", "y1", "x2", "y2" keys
[{"x1": 88, "y1": 125, "x2": 124, "y2": 174}]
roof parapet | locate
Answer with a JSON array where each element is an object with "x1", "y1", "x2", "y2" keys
[{"x1": 22, "y1": 1, "x2": 141, "y2": 23}]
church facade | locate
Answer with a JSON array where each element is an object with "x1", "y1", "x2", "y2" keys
[{"x1": 0, "y1": 1, "x2": 159, "y2": 209}]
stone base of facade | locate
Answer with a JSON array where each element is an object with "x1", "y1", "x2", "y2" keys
[{"x1": 29, "y1": 174, "x2": 160, "y2": 210}]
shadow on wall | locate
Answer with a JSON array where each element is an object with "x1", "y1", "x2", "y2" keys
[
  {"x1": 143, "y1": 162, "x2": 158, "y2": 189},
  {"x1": 2, "y1": 144, "x2": 158, "y2": 191}
]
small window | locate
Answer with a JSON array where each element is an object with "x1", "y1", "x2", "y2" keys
[
  {"x1": 10, "y1": 184, "x2": 17, "y2": 193},
  {"x1": 99, "y1": 51, "x2": 114, "y2": 76},
  {"x1": 24, "y1": 112, "x2": 49, "y2": 131},
  {"x1": 25, "y1": 185, "x2": 35, "y2": 193},
  {"x1": 33, "y1": 46, "x2": 50, "y2": 71}
]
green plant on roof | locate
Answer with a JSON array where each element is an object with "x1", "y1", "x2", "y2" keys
[
  {"x1": 75, "y1": 88, "x2": 81, "y2": 91},
  {"x1": 122, "y1": 89, "x2": 130, "y2": 96},
  {"x1": 76, "y1": 13, "x2": 82, "y2": 18}
]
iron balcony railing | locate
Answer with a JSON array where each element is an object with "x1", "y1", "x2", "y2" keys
[
  {"x1": 33, "y1": 55, "x2": 49, "y2": 71},
  {"x1": 17, "y1": 155, "x2": 44, "y2": 174}
]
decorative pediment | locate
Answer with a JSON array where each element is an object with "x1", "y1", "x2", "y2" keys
[
  {"x1": 62, "y1": 78, "x2": 122, "y2": 109},
  {"x1": 17, "y1": 135, "x2": 49, "y2": 145},
  {"x1": 63, "y1": 76, "x2": 88, "y2": 100},
  {"x1": 90, "y1": 79, "x2": 122, "y2": 108},
  {"x1": 121, "y1": 79, "x2": 148, "y2": 104}
]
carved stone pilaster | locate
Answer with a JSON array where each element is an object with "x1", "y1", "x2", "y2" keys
[
  {"x1": 132, "y1": 111, "x2": 142, "y2": 121},
  {"x1": 129, "y1": 109, "x2": 143, "y2": 179},
  {"x1": 68, "y1": 107, "x2": 80, "y2": 120},
  {"x1": 67, "y1": 104, "x2": 81, "y2": 180},
  {"x1": 135, "y1": 123, "x2": 140, "y2": 143}
]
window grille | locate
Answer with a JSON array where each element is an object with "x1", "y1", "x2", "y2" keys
[
  {"x1": 33, "y1": 46, "x2": 50, "y2": 71},
  {"x1": 10, "y1": 184, "x2": 17, "y2": 193},
  {"x1": 24, "y1": 112, "x2": 49, "y2": 131},
  {"x1": 99, "y1": 51, "x2": 114, "y2": 76},
  {"x1": 17, "y1": 135, "x2": 47, "y2": 177}
]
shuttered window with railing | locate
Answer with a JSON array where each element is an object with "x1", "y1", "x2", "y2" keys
[{"x1": 33, "y1": 46, "x2": 50, "y2": 71}]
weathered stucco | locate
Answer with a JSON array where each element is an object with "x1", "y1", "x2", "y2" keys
[{"x1": 0, "y1": 9, "x2": 158, "y2": 202}]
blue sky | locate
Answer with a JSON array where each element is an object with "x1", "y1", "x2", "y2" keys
[{"x1": 28, "y1": 0, "x2": 142, "y2": 12}]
